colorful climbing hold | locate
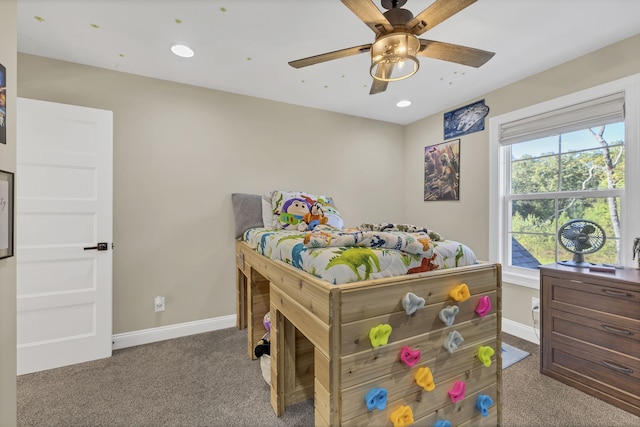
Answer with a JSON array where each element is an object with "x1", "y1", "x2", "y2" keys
[
  {"x1": 389, "y1": 405, "x2": 414, "y2": 427},
  {"x1": 448, "y1": 381, "x2": 466, "y2": 403},
  {"x1": 449, "y1": 283, "x2": 471, "y2": 302},
  {"x1": 477, "y1": 345, "x2": 495, "y2": 368},
  {"x1": 476, "y1": 394, "x2": 494, "y2": 417},
  {"x1": 414, "y1": 366, "x2": 435, "y2": 391},
  {"x1": 400, "y1": 346, "x2": 421, "y2": 368},
  {"x1": 443, "y1": 330, "x2": 464, "y2": 353},
  {"x1": 365, "y1": 387, "x2": 388, "y2": 411},
  {"x1": 402, "y1": 292, "x2": 425, "y2": 315},
  {"x1": 434, "y1": 420, "x2": 452, "y2": 427},
  {"x1": 369, "y1": 324, "x2": 392, "y2": 348},
  {"x1": 475, "y1": 295, "x2": 492, "y2": 317},
  {"x1": 439, "y1": 305, "x2": 460, "y2": 326}
]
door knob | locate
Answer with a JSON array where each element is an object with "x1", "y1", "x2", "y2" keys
[{"x1": 84, "y1": 242, "x2": 108, "y2": 251}]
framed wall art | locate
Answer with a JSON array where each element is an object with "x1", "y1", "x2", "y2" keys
[
  {"x1": 424, "y1": 139, "x2": 460, "y2": 202},
  {"x1": 0, "y1": 169, "x2": 14, "y2": 259},
  {"x1": 443, "y1": 99, "x2": 489, "y2": 140},
  {"x1": 0, "y1": 62, "x2": 6, "y2": 144}
]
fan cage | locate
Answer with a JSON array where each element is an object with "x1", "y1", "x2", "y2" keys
[{"x1": 557, "y1": 219, "x2": 606, "y2": 266}]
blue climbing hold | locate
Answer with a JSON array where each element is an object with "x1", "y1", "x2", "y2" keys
[
  {"x1": 476, "y1": 394, "x2": 494, "y2": 417},
  {"x1": 365, "y1": 387, "x2": 388, "y2": 411}
]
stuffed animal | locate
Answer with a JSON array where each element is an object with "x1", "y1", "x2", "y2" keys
[{"x1": 298, "y1": 202, "x2": 329, "y2": 231}]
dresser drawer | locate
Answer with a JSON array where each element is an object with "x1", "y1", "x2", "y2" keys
[
  {"x1": 548, "y1": 309, "x2": 640, "y2": 354},
  {"x1": 540, "y1": 264, "x2": 640, "y2": 416},
  {"x1": 547, "y1": 276, "x2": 640, "y2": 319},
  {"x1": 545, "y1": 338, "x2": 640, "y2": 408}
]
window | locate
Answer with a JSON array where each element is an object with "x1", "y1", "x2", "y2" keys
[{"x1": 490, "y1": 75, "x2": 640, "y2": 288}]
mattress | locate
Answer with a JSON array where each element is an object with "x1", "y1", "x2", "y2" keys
[{"x1": 243, "y1": 226, "x2": 477, "y2": 285}]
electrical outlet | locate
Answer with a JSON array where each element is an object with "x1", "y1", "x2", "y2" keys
[
  {"x1": 531, "y1": 297, "x2": 540, "y2": 313},
  {"x1": 154, "y1": 296, "x2": 165, "y2": 312}
]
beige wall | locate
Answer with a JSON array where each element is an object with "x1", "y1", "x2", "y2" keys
[
  {"x1": 17, "y1": 54, "x2": 404, "y2": 333},
  {"x1": 0, "y1": 0, "x2": 17, "y2": 425},
  {"x1": 403, "y1": 34, "x2": 640, "y2": 327},
  {"x1": 16, "y1": 34, "x2": 640, "y2": 335}
]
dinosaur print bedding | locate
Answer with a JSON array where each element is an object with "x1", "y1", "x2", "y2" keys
[{"x1": 242, "y1": 225, "x2": 477, "y2": 285}]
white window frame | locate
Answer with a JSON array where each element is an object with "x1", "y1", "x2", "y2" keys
[{"x1": 489, "y1": 74, "x2": 640, "y2": 289}]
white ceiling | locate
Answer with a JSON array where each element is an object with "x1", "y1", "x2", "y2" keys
[{"x1": 16, "y1": 0, "x2": 640, "y2": 125}]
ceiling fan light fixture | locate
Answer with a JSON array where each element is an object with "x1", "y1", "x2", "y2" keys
[{"x1": 370, "y1": 32, "x2": 420, "y2": 82}]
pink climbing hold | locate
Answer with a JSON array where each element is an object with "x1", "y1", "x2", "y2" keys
[
  {"x1": 400, "y1": 346, "x2": 421, "y2": 368},
  {"x1": 475, "y1": 295, "x2": 492, "y2": 318},
  {"x1": 448, "y1": 381, "x2": 466, "y2": 403}
]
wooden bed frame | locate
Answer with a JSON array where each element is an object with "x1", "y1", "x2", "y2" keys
[{"x1": 236, "y1": 240, "x2": 503, "y2": 426}]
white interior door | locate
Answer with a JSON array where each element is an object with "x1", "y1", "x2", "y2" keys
[{"x1": 16, "y1": 98, "x2": 113, "y2": 375}]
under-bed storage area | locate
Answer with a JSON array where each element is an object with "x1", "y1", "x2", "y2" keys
[{"x1": 237, "y1": 241, "x2": 502, "y2": 426}]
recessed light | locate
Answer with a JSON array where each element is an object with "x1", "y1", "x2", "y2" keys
[
  {"x1": 396, "y1": 100, "x2": 411, "y2": 108},
  {"x1": 171, "y1": 44, "x2": 194, "y2": 58}
]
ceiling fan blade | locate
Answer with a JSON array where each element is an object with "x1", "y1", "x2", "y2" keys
[
  {"x1": 369, "y1": 78, "x2": 389, "y2": 95},
  {"x1": 369, "y1": 62, "x2": 392, "y2": 95},
  {"x1": 342, "y1": 0, "x2": 394, "y2": 35},
  {"x1": 418, "y1": 39, "x2": 495, "y2": 67},
  {"x1": 288, "y1": 44, "x2": 372, "y2": 69},
  {"x1": 406, "y1": 0, "x2": 477, "y2": 36}
]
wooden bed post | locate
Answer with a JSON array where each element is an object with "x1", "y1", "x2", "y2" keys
[
  {"x1": 313, "y1": 287, "x2": 341, "y2": 426},
  {"x1": 235, "y1": 253, "x2": 247, "y2": 330},
  {"x1": 270, "y1": 303, "x2": 284, "y2": 416},
  {"x1": 496, "y1": 263, "x2": 503, "y2": 427}
]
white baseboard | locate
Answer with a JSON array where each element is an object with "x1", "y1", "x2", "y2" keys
[
  {"x1": 112, "y1": 315, "x2": 237, "y2": 350},
  {"x1": 502, "y1": 317, "x2": 540, "y2": 345},
  {"x1": 112, "y1": 315, "x2": 536, "y2": 351}
]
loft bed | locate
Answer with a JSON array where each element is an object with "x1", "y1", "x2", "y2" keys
[{"x1": 232, "y1": 191, "x2": 503, "y2": 427}]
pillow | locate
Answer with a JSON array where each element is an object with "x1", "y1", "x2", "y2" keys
[
  {"x1": 261, "y1": 191, "x2": 274, "y2": 228},
  {"x1": 271, "y1": 190, "x2": 344, "y2": 230},
  {"x1": 231, "y1": 193, "x2": 264, "y2": 239}
]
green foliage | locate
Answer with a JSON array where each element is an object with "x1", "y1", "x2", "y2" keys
[{"x1": 509, "y1": 127, "x2": 624, "y2": 267}]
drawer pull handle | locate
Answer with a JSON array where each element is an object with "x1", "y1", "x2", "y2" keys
[
  {"x1": 601, "y1": 324, "x2": 634, "y2": 336},
  {"x1": 602, "y1": 289, "x2": 633, "y2": 298},
  {"x1": 600, "y1": 360, "x2": 633, "y2": 374}
]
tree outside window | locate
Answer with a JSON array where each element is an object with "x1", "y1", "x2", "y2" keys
[{"x1": 508, "y1": 123, "x2": 625, "y2": 268}]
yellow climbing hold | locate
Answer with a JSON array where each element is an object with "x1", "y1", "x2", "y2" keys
[
  {"x1": 390, "y1": 405, "x2": 414, "y2": 427},
  {"x1": 449, "y1": 283, "x2": 470, "y2": 302},
  {"x1": 414, "y1": 366, "x2": 435, "y2": 392}
]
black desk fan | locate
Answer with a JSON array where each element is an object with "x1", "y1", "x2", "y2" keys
[{"x1": 558, "y1": 219, "x2": 606, "y2": 267}]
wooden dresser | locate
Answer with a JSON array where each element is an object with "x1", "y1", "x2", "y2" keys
[{"x1": 539, "y1": 263, "x2": 640, "y2": 416}]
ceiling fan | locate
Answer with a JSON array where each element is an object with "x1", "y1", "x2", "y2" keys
[{"x1": 288, "y1": 0, "x2": 495, "y2": 95}]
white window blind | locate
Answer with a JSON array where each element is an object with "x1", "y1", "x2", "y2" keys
[{"x1": 499, "y1": 92, "x2": 625, "y2": 145}]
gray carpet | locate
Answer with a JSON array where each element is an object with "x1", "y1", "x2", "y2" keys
[{"x1": 17, "y1": 330, "x2": 639, "y2": 426}]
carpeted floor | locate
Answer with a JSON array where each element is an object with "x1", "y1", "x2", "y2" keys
[
  {"x1": 17, "y1": 329, "x2": 639, "y2": 426},
  {"x1": 500, "y1": 334, "x2": 638, "y2": 427}
]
